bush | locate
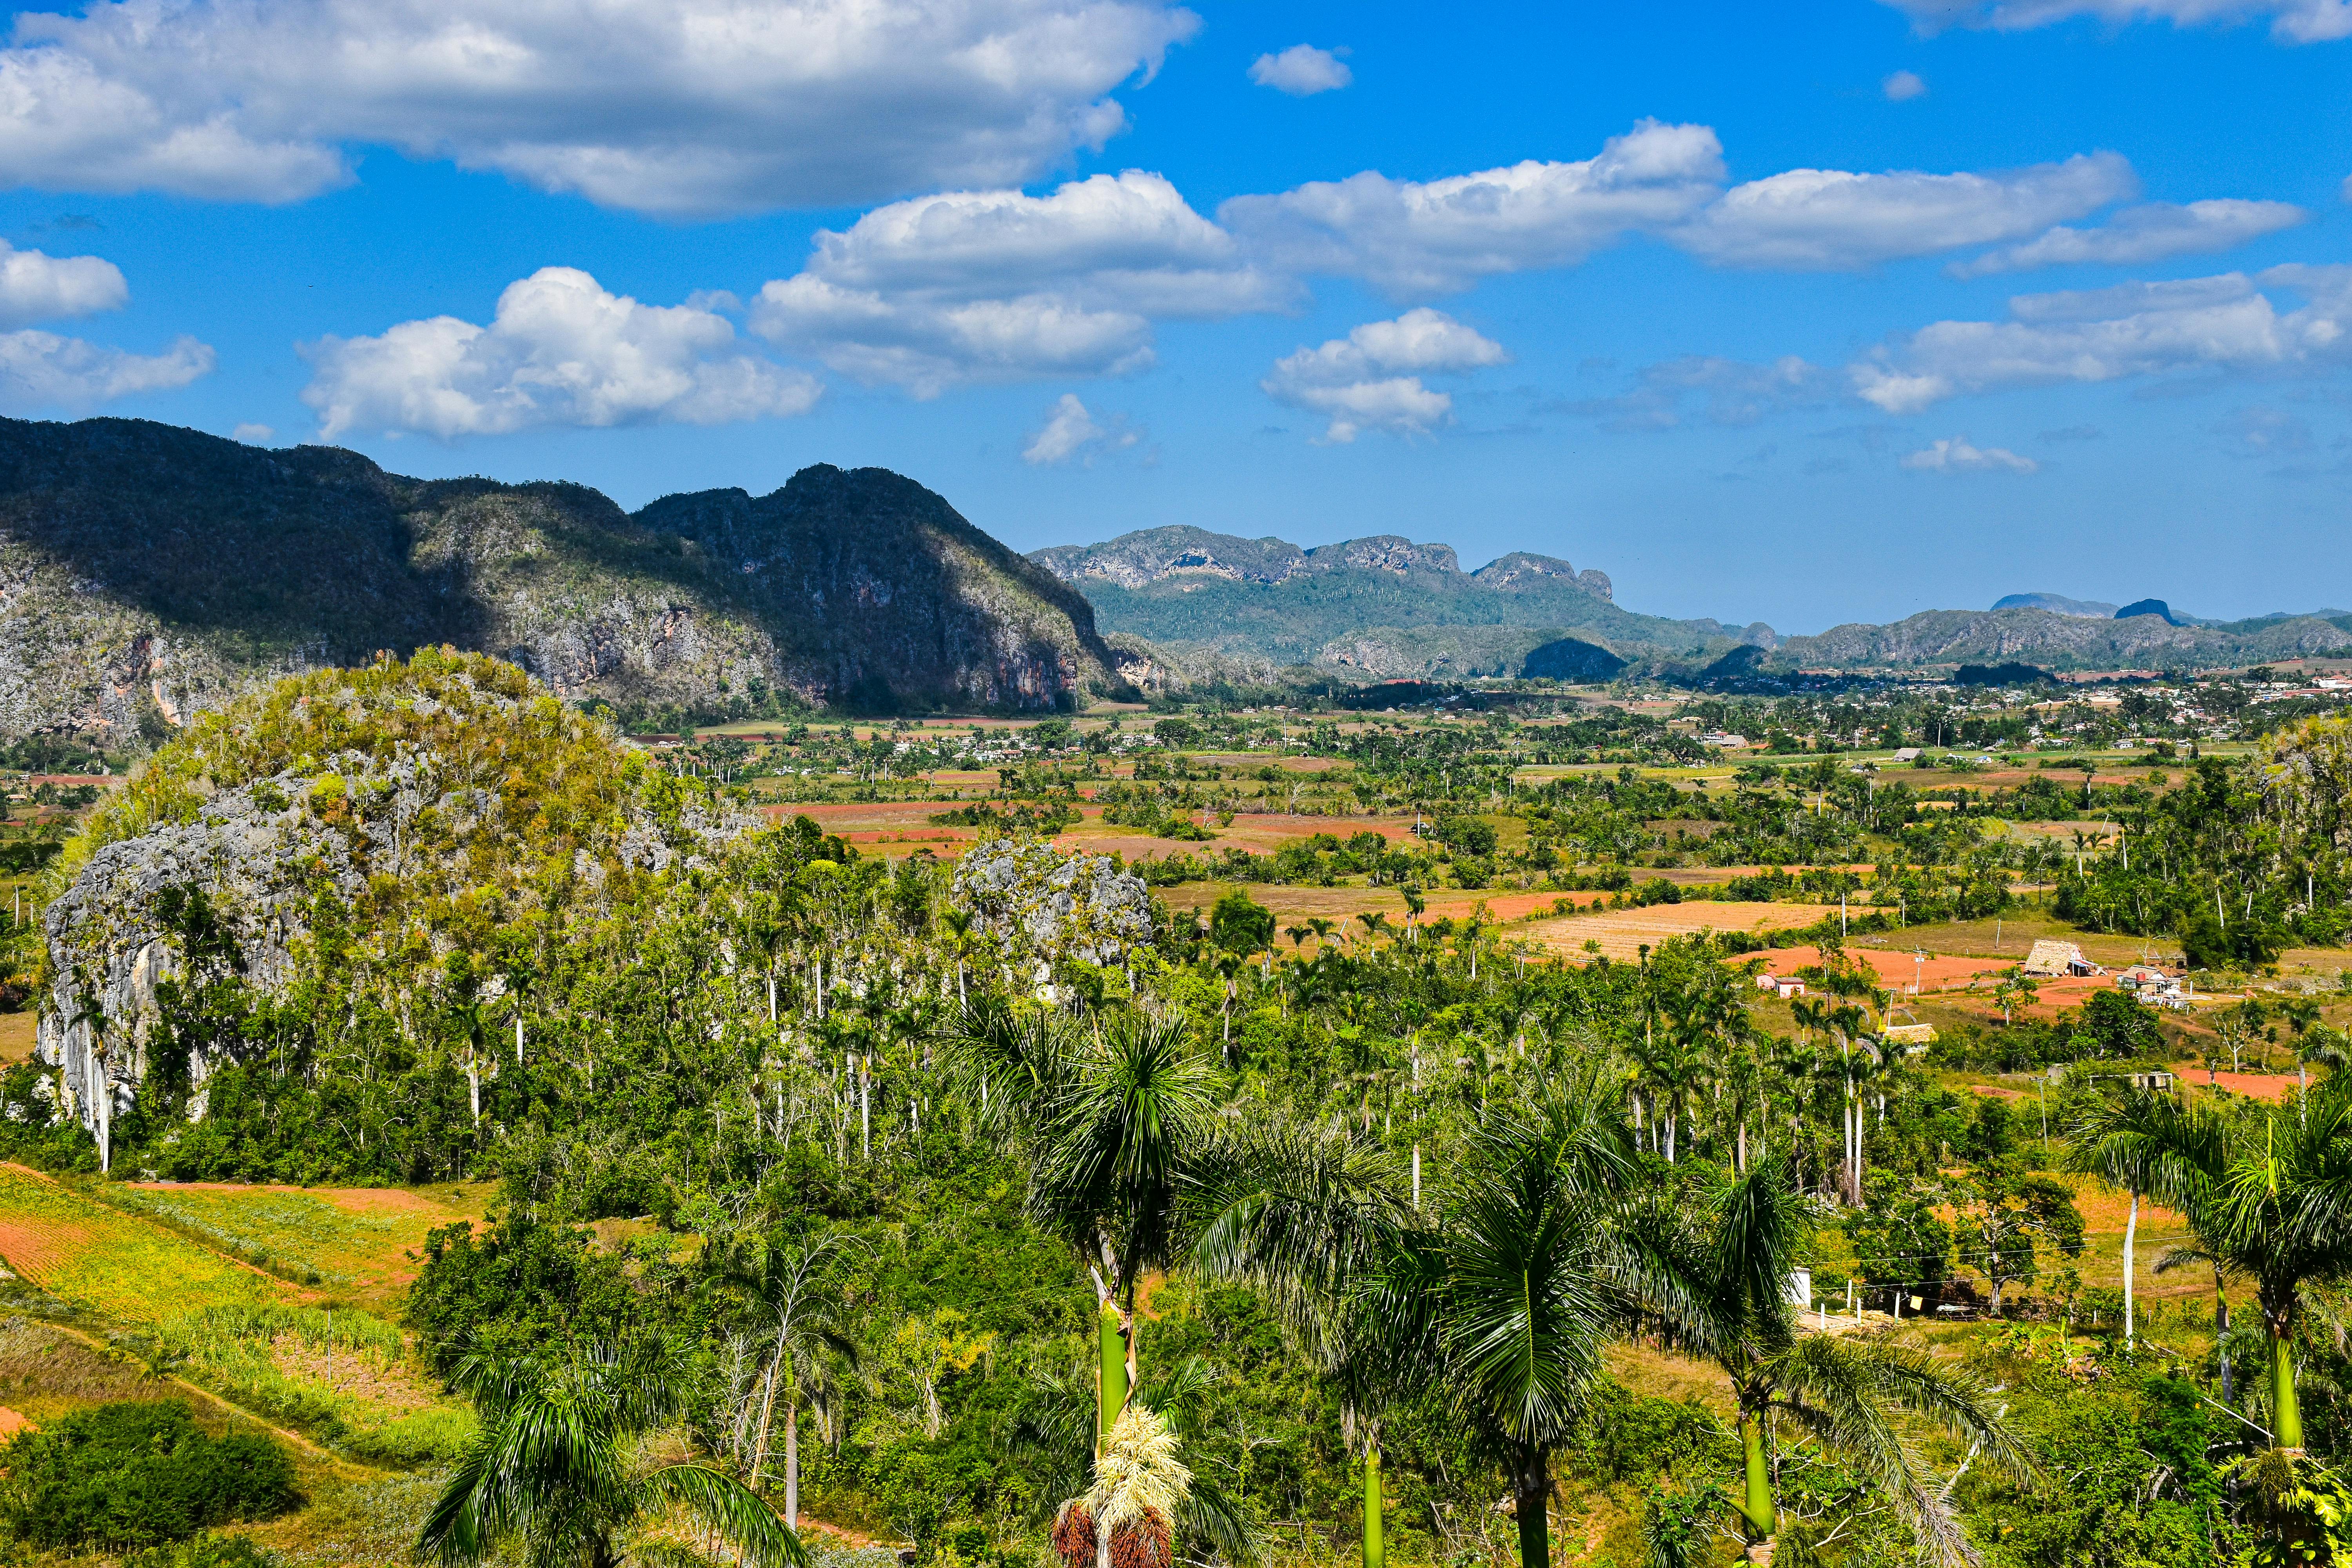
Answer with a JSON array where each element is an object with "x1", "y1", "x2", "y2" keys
[
  {"x1": 128, "y1": 1534, "x2": 282, "y2": 1568},
  {"x1": 0, "y1": 1401, "x2": 298, "y2": 1550},
  {"x1": 406, "y1": 1212, "x2": 636, "y2": 1375}
]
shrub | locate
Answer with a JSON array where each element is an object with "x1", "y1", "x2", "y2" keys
[
  {"x1": 128, "y1": 1534, "x2": 282, "y2": 1568},
  {"x1": 0, "y1": 1401, "x2": 298, "y2": 1549}
]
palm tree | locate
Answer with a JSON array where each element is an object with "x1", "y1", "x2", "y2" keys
[
  {"x1": 731, "y1": 1233, "x2": 860, "y2": 1526},
  {"x1": 1194, "y1": 1124, "x2": 1411, "y2": 1568},
  {"x1": 1365, "y1": 1079, "x2": 1664, "y2": 1568},
  {"x1": 1672, "y1": 1160, "x2": 2031, "y2": 1566},
  {"x1": 1285, "y1": 924, "x2": 1313, "y2": 953},
  {"x1": 422, "y1": 1339, "x2": 804, "y2": 1568},
  {"x1": 948, "y1": 1002, "x2": 1213, "y2": 1448},
  {"x1": 2065, "y1": 1089, "x2": 2229, "y2": 1349},
  {"x1": 2102, "y1": 1076, "x2": 2352, "y2": 1451}
]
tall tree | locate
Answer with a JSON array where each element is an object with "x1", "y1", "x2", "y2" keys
[
  {"x1": 2092, "y1": 1076, "x2": 2352, "y2": 1451},
  {"x1": 727, "y1": 1233, "x2": 860, "y2": 1527},
  {"x1": 1194, "y1": 1123, "x2": 1412, "y2": 1568},
  {"x1": 948, "y1": 1001, "x2": 1213, "y2": 1448},
  {"x1": 2065, "y1": 1089, "x2": 2229, "y2": 1349},
  {"x1": 1363, "y1": 1079, "x2": 1670, "y2": 1568}
]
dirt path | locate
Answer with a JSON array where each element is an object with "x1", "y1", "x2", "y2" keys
[{"x1": 34, "y1": 1318, "x2": 376, "y2": 1475}]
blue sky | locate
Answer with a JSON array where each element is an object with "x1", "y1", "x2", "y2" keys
[{"x1": 0, "y1": 0, "x2": 2347, "y2": 634}]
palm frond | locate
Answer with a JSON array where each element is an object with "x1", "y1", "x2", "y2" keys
[
  {"x1": 643, "y1": 1465, "x2": 808, "y2": 1568},
  {"x1": 1189, "y1": 1120, "x2": 1408, "y2": 1372},
  {"x1": 1768, "y1": 1335, "x2": 2034, "y2": 1568},
  {"x1": 1177, "y1": 1475, "x2": 1263, "y2": 1567}
]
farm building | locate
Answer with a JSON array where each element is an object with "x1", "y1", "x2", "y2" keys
[
  {"x1": 2021, "y1": 938, "x2": 2099, "y2": 977},
  {"x1": 1883, "y1": 1022, "x2": 1936, "y2": 1052}
]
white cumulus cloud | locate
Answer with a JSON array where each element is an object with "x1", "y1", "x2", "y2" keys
[
  {"x1": 1220, "y1": 119, "x2": 1726, "y2": 296},
  {"x1": 1949, "y1": 198, "x2": 2306, "y2": 276},
  {"x1": 0, "y1": 329, "x2": 211, "y2": 407},
  {"x1": 1901, "y1": 437, "x2": 2040, "y2": 474},
  {"x1": 231, "y1": 422, "x2": 273, "y2": 443},
  {"x1": 1848, "y1": 266, "x2": 2352, "y2": 412},
  {"x1": 1248, "y1": 44, "x2": 1350, "y2": 94},
  {"x1": 751, "y1": 169, "x2": 1283, "y2": 395},
  {"x1": 0, "y1": 0, "x2": 1201, "y2": 216},
  {"x1": 301, "y1": 267, "x2": 820, "y2": 438},
  {"x1": 1671, "y1": 152, "x2": 2136, "y2": 269},
  {"x1": 1262, "y1": 308, "x2": 1507, "y2": 442},
  {"x1": 1881, "y1": 0, "x2": 2352, "y2": 44},
  {"x1": 1021, "y1": 392, "x2": 1139, "y2": 464},
  {"x1": 0, "y1": 240, "x2": 126, "y2": 326},
  {"x1": 1882, "y1": 69, "x2": 1928, "y2": 99}
]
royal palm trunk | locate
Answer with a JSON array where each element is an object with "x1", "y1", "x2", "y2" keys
[
  {"x1": 1737, "y1": 1412, "x2": 1774, "y2": 1544},
  {"x1": 1514, "y1": 1448, "x2": 1550, "y2": 1568},
  {"x1": 1098, "y1": 1303, "x2": 1129, "y2": 1449},
  {"x1": 2271, "y1": 1320, "x2": 2303, "y2": 1450}
]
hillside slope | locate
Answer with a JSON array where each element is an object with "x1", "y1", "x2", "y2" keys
[{"x1": 0, "y1": 418, "x2": 1127, "y2": 740}]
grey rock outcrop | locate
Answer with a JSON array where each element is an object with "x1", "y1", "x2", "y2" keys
[{"x1": 31, "y1": 656, "x2": 759, "y2": 1167}]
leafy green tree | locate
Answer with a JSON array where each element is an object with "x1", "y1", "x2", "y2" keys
[
  {"x1": 1844, "y1": 1176, "x2": 1953, "y2": 1314},
  {"x1": 421, "y1": 1340, "x2": 802, "y2": 1568},
  {"x1": 1210, "y1": 888, "x2": 1275, "y2": 957},
  {"x1": 1436, "y1": 815, "x2": 1497, "y2": 857}
]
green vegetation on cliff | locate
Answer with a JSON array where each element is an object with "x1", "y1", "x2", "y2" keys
[{"x1": 0, "y1": 418, "x2": 1129, "y2": 745}]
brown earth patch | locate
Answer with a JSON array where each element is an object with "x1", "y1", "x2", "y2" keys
[
  {"x1": 0, "y1": 1211, "x2": 93, "y2": 1282},
  {"x1": 1520, "y1": 903, "x2": 1838, "y2": 962},
  {"x1": 269, "y1": 1334, "x2": 436, "y2": 1417}
]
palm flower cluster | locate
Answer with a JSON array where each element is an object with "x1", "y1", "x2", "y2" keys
[{"x1": 1053, "y1": 1405, "x2": 1190, "y2": 1568}]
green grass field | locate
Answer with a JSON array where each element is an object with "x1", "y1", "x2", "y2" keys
[
  {"x1": 0, "y1": 1163, "x2": 288, "y2": 1321},
  {"x1": 102, "y1": 1180, "x2": 490, "y2": 1314}
]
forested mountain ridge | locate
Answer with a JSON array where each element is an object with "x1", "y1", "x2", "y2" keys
[
  {"x1": 1773, "y1": 605, "x2": 2352, "y2": 671},
  {"x1": 1036, "y1": 523, "x2": 2352, "y2": 679},
  {"x1": 0, "y1": 417, "x2": 1130, "y2": 742},
  {"x1": 1030, "y1": 523, "x2": 1767, "y2": 673}
]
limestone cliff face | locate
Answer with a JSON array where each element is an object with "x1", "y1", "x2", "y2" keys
[
  {"x1": 32, "y1": 652, "x2": 760, "y2": 1167},
  {"x1": 0, "y1": 417, "x2": 1130, "y2": 741},
  {"x1": 632, "y1": 465, "x2": 1128, "y2": 712},
  {"x1": 1031, "y1": 524, "x2": 1717, "y2": 670}
]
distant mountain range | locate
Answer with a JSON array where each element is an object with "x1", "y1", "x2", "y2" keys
[
  {"x1": 1029, "y1": 525, "x2": 1771, "y2": 679},
  {"x1": 1992, "y1": 592, "x2": 2118, "y2": 618},
  {"x1": 1035, "y1": 527, "x2": 2352, "y2": 681},
  {"x1": 0, "y1": 417, "x2": 1127, "y2": 742}
]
